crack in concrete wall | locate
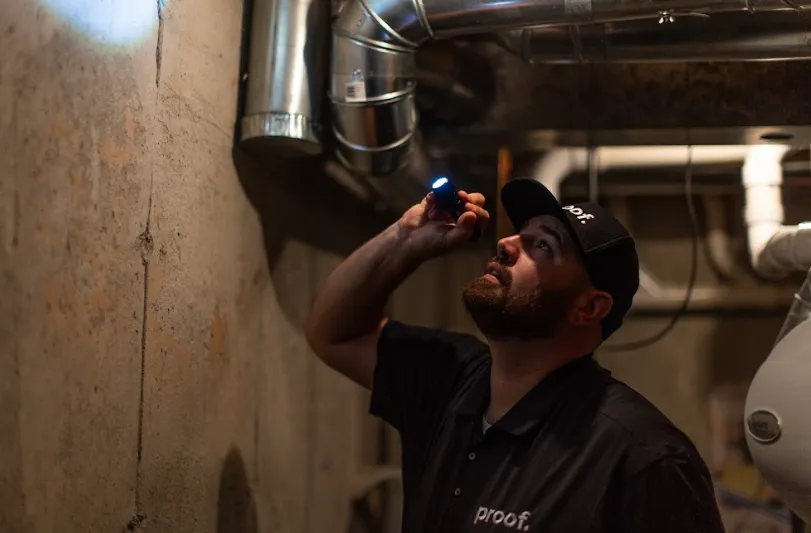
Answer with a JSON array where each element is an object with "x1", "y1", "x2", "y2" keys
[
  {"x1": 156, "y1": 0, "x2": 166, "y2": 88},
  {"x1": 125, "y1": 510, "x2": 147, "y2": 532},
  {"x1": 129, "y1": 2, "x2": 163, "y2": 521},
  {"x1": 11, "y1": 191, "x2": 19, "y2": 249},
  {"x1": 134, "y1": 184, "x2": 153, "y2": 515}
]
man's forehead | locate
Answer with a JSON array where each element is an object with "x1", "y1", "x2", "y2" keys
[{"x1": 523, "y1": 214, "x2": 568, "y2": 235}]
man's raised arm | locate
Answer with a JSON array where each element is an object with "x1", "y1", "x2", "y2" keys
[{"x1": 304, "y1": 191, "x2": 489, "y2": 389}]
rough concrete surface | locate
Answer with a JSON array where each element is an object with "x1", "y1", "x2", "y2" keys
[
  {"x1": 137, "y1": 0, "x2": 263, "y2": 530},
  {"x1": 0, "y1": 0, "x2": 372, "y2": 531},
  {"x1": 1, "y1": 1, "x2": 155, "y2": 530}
]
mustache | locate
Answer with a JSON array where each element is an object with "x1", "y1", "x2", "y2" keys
[{"x1": 485, "y1": 258, "x2": 512, "y2": 285}]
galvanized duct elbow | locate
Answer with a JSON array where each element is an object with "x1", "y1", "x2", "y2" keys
[{"x1": 329, "y1": 1, "x2": 428, "y2": 176}]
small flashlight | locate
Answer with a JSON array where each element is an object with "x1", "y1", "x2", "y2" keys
[{"x1": 431, "y1": 177, "x2": 481, "y2": 241}]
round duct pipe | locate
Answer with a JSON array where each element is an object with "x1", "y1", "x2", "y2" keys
[
  {"x1": 497, "y1": 11, "x2": 811, "y2": 64},
  {"x1": 240, "y1": 0, "x2": 331, "y2": 156}
]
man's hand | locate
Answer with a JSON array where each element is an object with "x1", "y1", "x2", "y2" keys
[
  {"x1": 305, "y1": 189, "x2": 488, "y2": 389},
  {"x1": 398, "y1": 190, "x2": 490, "y2": 260}
]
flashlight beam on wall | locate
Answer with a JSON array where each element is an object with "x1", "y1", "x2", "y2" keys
[{"x1": 39, "y1": 0, "x2": 160, "y2": 48}]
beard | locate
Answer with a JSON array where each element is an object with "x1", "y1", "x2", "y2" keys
[{"x1": 461, "y1": 259, "x2": 576, "y2": 340}]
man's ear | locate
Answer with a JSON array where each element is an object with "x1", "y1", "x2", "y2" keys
[{"x1": 570, "y1": 290, "x2": 613, "y2": 326}]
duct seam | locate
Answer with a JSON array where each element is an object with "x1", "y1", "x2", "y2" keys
[
  {"x1": 358, "y1": 0, "x2": 419, "y2": 48},
  {"x1": 410, "y1": 0, "x2": 434, "y2": 39},
  {"x1": 333, "y1": 30, "x2": 414, "y2": 52}
]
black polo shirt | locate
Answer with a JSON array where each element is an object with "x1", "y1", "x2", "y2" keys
[{"x1": 370, "y1": 320, "x2": 726, "y2": 533}]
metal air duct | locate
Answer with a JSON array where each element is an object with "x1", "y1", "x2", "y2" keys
[
  {"x1": 497, "y1": 11, "x2": 811, "y2": 64},
  {"x1": 330, "y1": 0, "x2": 811, "y2": 176},
  {"x1": 241, "y1": 0, "x2": 330, "y2": 155}
]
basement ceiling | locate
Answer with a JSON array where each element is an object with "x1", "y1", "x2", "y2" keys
[{"x1": 420, "y1": 42, "x2": 811, "y2": 154}]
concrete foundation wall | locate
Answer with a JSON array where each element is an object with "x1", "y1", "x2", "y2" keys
[{"x1": 0, "y1": 1, "x2": 374, "y2": 532}]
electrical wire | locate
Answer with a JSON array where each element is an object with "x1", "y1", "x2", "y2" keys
[
  {"x1": 602, "y1": 146, "x2": 699, "y2": 352},
  {"x1": 588, "y1": 146, "x2": 599, "y2": 203}
]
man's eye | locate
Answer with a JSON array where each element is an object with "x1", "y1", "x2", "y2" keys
[{"x1": 536, "y1": 240, "x2": 552, "y2": 253}]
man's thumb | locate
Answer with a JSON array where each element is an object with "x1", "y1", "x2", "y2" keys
[{"x1": 444, "y1": 212, "x2": 477, "y2": 247}]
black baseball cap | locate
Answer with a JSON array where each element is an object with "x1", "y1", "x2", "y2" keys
[{"x1": 500, "y1": 178, "x2": 640, "y2": 340}]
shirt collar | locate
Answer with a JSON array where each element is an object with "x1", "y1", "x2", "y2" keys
[{"x1": 455, "y1": 355, "x2": 609, "y2": 436}]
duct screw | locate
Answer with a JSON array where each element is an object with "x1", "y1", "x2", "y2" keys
[{"x1": 658, "y1": 10, "x2": 675, "y2": 23}]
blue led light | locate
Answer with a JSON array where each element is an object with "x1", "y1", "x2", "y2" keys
[
  {"x1": 39, "y1": 0, "x2": 160, "y2": 47},
  {"x1": 432, "y1": 177, "x2": 448, "y2": 189}
]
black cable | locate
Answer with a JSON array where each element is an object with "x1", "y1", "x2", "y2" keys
[
  {"x1": 588, "y1": 147, "x2": 599, "y2": 203},
  {"x1": 602, "y1": 146, "x2": 699, "y2": 352}
]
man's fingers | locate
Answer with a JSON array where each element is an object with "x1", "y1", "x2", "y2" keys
[
  {"x1": 464, "y1": 202, "x2": 489, "y2": 221},
  {"x1": 465, "y1": 202, "x2": 490, "y2": 233},
  {"x1": 424, "y1": 189, "x2": 488, "y2": 232},
  {"x1": 458, "y1": 190, "x2": 486, "y2": 207},
  {"x1": 444, "y1": 212, "x2": 478, "y2": 247},
  {"x1": 468, "y1": 192, "x2": 486, "y2": 207}
]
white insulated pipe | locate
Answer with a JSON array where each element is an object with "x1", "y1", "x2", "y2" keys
[
  {"x1": 533, "y1": 146, "x2": 751, "y2": 199},
  {"x1": 533, "y1": 144, "x2": 811, "y2": 281},
  {"x1": 742, "y1": 145, "x2": 811, "y2": 279},
  {"x1": 605, "y1": 196, "x2": 789, "y2": 311}
]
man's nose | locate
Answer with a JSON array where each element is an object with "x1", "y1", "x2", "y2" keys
[{"x1": 496, "y1": 235, "x2": 520, "y2": 265}]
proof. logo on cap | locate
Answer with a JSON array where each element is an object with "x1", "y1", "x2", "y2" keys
[{"x1": 562, "y1": 205, "x2": 595, "y2": 224}]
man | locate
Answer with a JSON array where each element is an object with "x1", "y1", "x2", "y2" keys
[{"x1": 305, "y1": 178, "x2": 725, "y2": 533}]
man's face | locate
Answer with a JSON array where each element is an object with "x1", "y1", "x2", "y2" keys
[{"x1": 461, "y1": 214, "x2": 593, "y2": 340}]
